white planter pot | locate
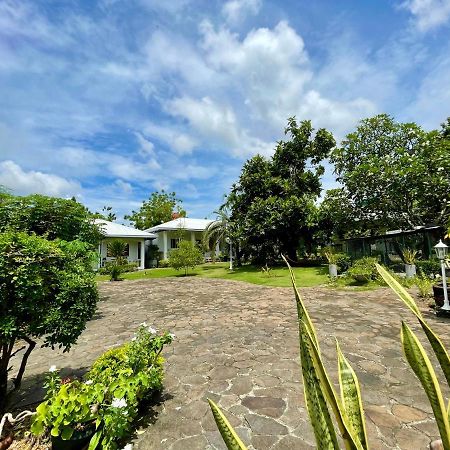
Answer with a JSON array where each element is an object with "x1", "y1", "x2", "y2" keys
[
  {"x1": 329, "y1": 264, "x2": 338, "y2": 278},
  {"x1": 405, "y1": 264, "x2": 416, "y2": 278}
]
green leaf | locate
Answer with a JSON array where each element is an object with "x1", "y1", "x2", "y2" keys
[
  {"x1": 51, "y1": 426, "x2": 60, "y2": 437},
  {"x1": 61, "y1": 425, "x2": 74, "y2": 440},
  {"x1": 376, "y1": 264, "x2": 450, "y2": 387},
  {"x1": 88, "y1": 430, "x2": 103, "y2": 450},
  {"x1": 208, "y1": 399, "x2": 248, "y2": 450},
  {"x1": 30, "y1": 419, "x2": 44, "y2": 436},
  {"x1": 302, "y1": 327, "x2": 362, "y2": 450},
  {"x1": 300, "y1": 333, "x2": 340, "y2": 450},
  {"x1": 401, "y1": 322, "x2": 450, "y2": 448},
  {"x1": 337, "y1": 341, "x2": 369, "y2": 450}
]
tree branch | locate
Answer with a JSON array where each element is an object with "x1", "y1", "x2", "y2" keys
[{"x1": 12, "y1": 337, "x2": 36, "y2": 391}]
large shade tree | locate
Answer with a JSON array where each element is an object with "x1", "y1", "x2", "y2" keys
[
  {"x1": 125, "y1": 190, "x2": 186, "y2": 230},
  {"x1": 226, "y1": 117, "x2": 335, "y2": 263},
  {"x1": 331, "y1": 114, "x2": 450, "y2": 234}
]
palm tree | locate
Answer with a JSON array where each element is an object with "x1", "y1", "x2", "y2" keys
[
  {"x1": 107, "y1": 240, "x2": 128, "y2": 265},
  {"x1": 203, "y1": 208, "x2": 232, "y2": 266}
]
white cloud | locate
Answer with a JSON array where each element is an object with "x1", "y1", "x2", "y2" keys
[
  {"x1": 0, "y1": 160, "x2": 80, "y2": 197},
  {"x1": 115, "y1": 179, "x2": 133, "y2": 193},
  {"x1": 143, "y1": 123, "x2": 197, "y2": 155},
  {"x1": 222, "y1": 0, "x2": 261, "y2": 24},
  {"x1": 135, "y1": 132, "x2": 155, "y2": 156},
  {"x1": 401, "y1": 0, "x2": 450, "y2": 31},
  {"x1": 167, "y1": 95, "x2": 274, "y2": 156}
]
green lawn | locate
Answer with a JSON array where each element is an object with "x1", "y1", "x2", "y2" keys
[{"x1": 96, "y1": 262, "x2": 380, "y2": 289}]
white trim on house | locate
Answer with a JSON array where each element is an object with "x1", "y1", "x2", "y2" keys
[
  {"x1": 145, "y1": 217, "x2": 215, "y2": 260},
  {"x1": 95, "y1": 219, "x2": 156, "y2": 270}
]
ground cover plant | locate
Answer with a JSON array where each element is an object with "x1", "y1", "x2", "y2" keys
[
  {"x1": 209, "y1": 261, "x2": 450, "y2": 449},
  {"x1": 30, "y1": 324, "x2": 173, "y2": 449}
]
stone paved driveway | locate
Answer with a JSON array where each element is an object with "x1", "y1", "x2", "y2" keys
[{"x1": 13, "y1": 278, "x2": 450, "y2": 449}]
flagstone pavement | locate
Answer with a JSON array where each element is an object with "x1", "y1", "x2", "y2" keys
[{"x1": 12, "y1": 277, "x2": 450, "y2": 449}]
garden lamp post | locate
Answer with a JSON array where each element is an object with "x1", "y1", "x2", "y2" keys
[
  {"x1": 226, "y1": 237, "x2": 233, "y2": 271},
  {"x1": 435, "y1": 240, "x2": 450, "y2": 311}
]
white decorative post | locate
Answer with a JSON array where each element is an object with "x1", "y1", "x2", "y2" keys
[
  {"x1": 163, "y1": 231, "x2": 168, "y2": 259},
  {"x1": 435, "y1": 240, "x2": 449, "y2": 311},
  {"x1": 226, "y1": 237, "x2": 233, "y2": 270},
  {"x1": 139, "y1": 240, "x2": 145, "y2": 270}
]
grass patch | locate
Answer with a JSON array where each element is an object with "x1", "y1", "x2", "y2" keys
[{"x1": 96, "y1": 263, "x2": 382, "y2": 290}]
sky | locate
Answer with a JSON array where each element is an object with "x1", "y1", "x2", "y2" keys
[{"x1": 0, "y1": 0, "x2": 449, "y2": 221}]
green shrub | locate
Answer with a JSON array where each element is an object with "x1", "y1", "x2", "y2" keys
[
  {"x1": 348, "y1": 256, "x2": 379, "y2": 282},
  {"x1": 0, "y1": 232, "x2": 98, "y2": 411},
  {"x1": 416, "y1": 259, "x2": 441, "y2": 277},
  {"x1": 158, "y1": 259, "x2": 170, "y2": 268},
  {"x1": 334, "y1": 253, "x2": 352, "y2": 273},
  {"x1": 32, "y1": 325, "x2": 173, "y2": 449},
  {"x1": 168, "y1": 240, "x2": 203, "y2": 275},
  {"x1": 98, "y1": 262, "x2": 138, "y2": 276},
  {"x1": 415, "y1": 273, "x2": 435, "y2": 299}
]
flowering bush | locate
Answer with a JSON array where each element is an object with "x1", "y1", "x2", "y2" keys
[{"x1": 31, "y1": 324, "x2": 173, "y2": 449}]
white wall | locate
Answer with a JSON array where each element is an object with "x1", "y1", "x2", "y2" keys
[{"x1": 98, "y1": 238, "x2": 145, "y2": 269}]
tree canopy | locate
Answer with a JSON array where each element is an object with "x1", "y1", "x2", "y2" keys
[
  {"x1": 168, "y1": 240, "x2": 203, "y2": 275},
  {"x1": 0, "y1": 232, "x2": 98, "y2": 411},
  {"x1": 226, "y1": 117, "x2": 335, "y2": 262},
  {"x1": 125, "y1": 190, "x2": 186, "y2": 230},
  {"x1": 0, "y1": 194, "x2": 103, "y2": 245},
  {"x1": 330, "y1": 114, "x2": 450, "y2": 234}
]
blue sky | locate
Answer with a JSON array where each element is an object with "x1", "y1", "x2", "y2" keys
[{"x1": 0, "y1": 0, "x2": 449, "y2": 220}]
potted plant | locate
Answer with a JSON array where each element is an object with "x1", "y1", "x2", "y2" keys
[
  {"x1": 403, "y1": 248, "x2": 418, "y2": 278},
  {"x1": 323, "y1": 249, "x2": 338, "y2": 278},
  {"x1": 31, "y1": 369, "x2": 101, "y2": 450}
]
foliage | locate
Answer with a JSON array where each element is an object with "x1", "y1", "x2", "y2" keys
[
  {"x1": 330, "y1": 114, "x2": 450, "y2": 234},
  {"x1": 158, "y1": 259, "x2": 170, "y2": 268},
  {"x1": 335, "y1": 254, "x2": 352, "y2": 273},
  {"x1": 0, "y1": 232, "x2": 98, "y2": 411},
  {"x1": 416, "y1": 259, "x2": 441, "y2": 277},
  {"x1": 93, "y1": 206, "x2": 117, "y2": 222},
  {"x1": 211, "y1": 261, "x2": 450, "y2": 450},
  {"x1": 125, "y1": 191, "x2": 185, "y2": 230},
  {"x1": 226, "y1": 117, "x2": 335, "y2": 263},
  {"x1": 260, "y1": 264, "x2": 272, "y2": 277},
  {"x1": 203, "y1": 208, "x2": 231, "y2": 260},
  {"x1": 0, "y1": 194, "x2": 103, "y2": 245},
  {"x1": 323, "y1": 248, "x2": 339, "y2": 264},
  {"x1": 98, "y1": 262, "x2": 138, "y2": 276},
  {"x1": 107, "y1": 240, "x2": 128, "y2": 264},
  {"x1": 108, "y1": 264, "x2": 124, "y2": 282},
  {"x1": 348, "y1": 257, "x2": 379, "y2": 283},
  {"x1": 402, "y1": 248, "x2": 418, "y2": 265},
  {"x1": 168, "y1": 240, "x2": 203, "y2": 275},
  {"x1": 32, "y1": 325, "x2": 173, "y2": 449},
  {"x1": 415, "y1": 273, "x2": 435, "y2": 299}
]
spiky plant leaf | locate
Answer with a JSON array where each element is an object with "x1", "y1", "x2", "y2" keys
[
  {"x1": 376, "y1": 264, "x2": 450, "y2": 386},
  {"x1": 337, "y1": 341, "x2": 369, "y2": 450},
  {"x1": 302, "y1": 327, "x2": 363, "y2": 450},
  {"x1": 401, "y1": 322, "x2": 450, "y2": 449},
  {"x1": 300, "y1": 332, "x2": 341, "y2": 450},
  {"x1": 208, "y1": 399, "x2": 248, "y2": 450}
]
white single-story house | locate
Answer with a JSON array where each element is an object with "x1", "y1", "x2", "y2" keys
[
  {"x1": 146, "y1": 217, "x2": 216, "y2": 260},
  {"x1": 95, "y1": 219, "x2": 156, "y2": 270}
]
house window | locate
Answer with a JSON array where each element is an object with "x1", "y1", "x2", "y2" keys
[
  {"x1": 170, "y1": 238, "x2": 179, "y2": 249},
  {"x1": 107, "y1": 243, "x2": 129, "y2": 257},
  {"x1": 137, "y1": 242, "x2": 141, "y2": 260}
]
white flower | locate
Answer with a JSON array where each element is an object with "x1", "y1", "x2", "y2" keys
[
  {"x1": 131, "y1": 336, "x2": 137, "y2": 341},
  {"x1": 169, "y1": 333, "x2": 176, "y2": 339},
  {"x1": 139, "y1": 321, "x2": 147, "y2": 327},
  {"x1": 85, "y1": 380, "x2": 93, "y2": 385},
  {"x1": 111, "y1": 398, "x2": 127, "y2": 408},
  {"x1": 49, "y1": 365, "x2": 57, "y2": 373},
  {"x1": 122, "y1": 445, "x2": 133, "y2": 450},
  {"x1": 148, "y1": 326, "x2": 157, "y2": 334}
]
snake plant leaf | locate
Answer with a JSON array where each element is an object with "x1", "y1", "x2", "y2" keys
[
  {"x1": 302, "y1": 326, "x2": 363, "y2": 450},
  {"x1": 337, "y1": 341, "x2": 369, "y2": 450},
  {"x1": 300, "y1": 332, "x2": 341, "y2": 450},
  {"x1": 375, "y1": 264, "x2": 422, "y2": 317},
  {"x1": 208, "y1": 399, "x2": 248, "y2": 450},
  {"x1": 401, "y1": 322, "x2": 450, "y2": 449},
  {"x1": 282, "y1": 255, "x2": 320, "y2": 349},
  {"x1": 376, "y1": 264, "x2": 450, "y2": 386}
]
